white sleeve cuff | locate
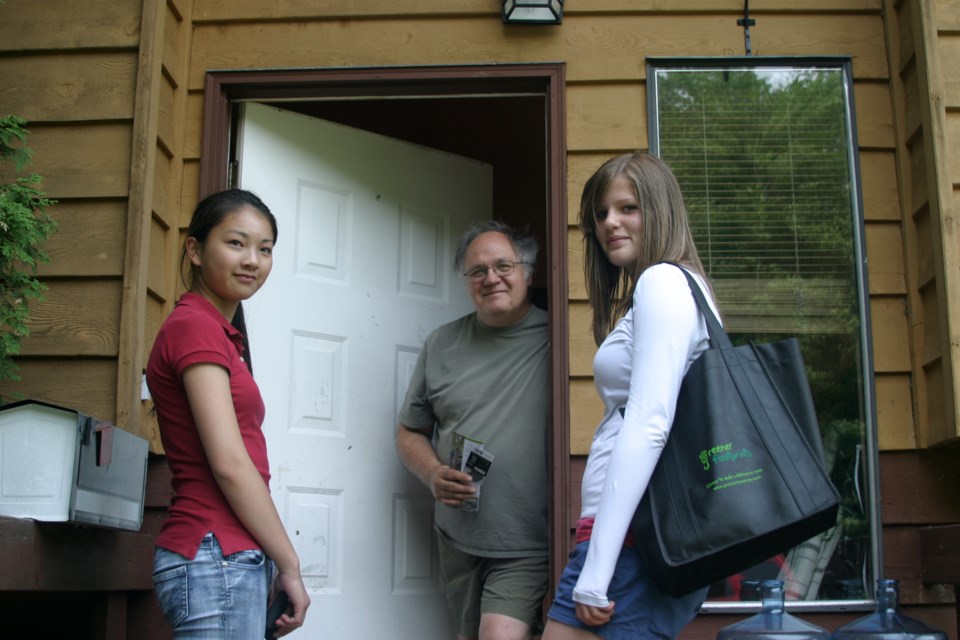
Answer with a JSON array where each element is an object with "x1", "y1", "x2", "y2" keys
[{"x1": 572, "y1": 588, "x2": 610, "y2": 608}]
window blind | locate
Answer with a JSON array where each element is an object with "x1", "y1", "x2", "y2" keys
[{"x1": 655, "y1": 67, "x2": 858, "y2": 334}]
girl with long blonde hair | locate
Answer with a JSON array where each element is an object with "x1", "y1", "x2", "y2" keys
[{"x1": 544, "y1": 153, "x2": 718, "y2": 639}]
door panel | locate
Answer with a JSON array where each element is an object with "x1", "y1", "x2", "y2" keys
[{"x1": 238, "y1": 102, "x2": 490, "y2": 638}]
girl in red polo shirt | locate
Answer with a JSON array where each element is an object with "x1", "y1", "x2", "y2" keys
[{"x1": 146, "y1": 189, "x2": 310, "y2": 638}]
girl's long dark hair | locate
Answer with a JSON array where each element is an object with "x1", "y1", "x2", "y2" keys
[{"x1": 181, "y1": 189, "x2": 278, "y2": 373}]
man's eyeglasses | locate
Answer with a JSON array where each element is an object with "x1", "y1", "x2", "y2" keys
[{"x1": 463, "y1": 260, "x2": 527, "y2": 282}]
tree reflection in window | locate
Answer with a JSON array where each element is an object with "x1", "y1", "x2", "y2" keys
[{"x1": 649, "y1": 59, "x2": 876, "y2": 604}]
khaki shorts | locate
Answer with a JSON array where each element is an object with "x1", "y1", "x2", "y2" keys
[{"x1": 437, "y1": 533, "x2": 549, "y2": 637}]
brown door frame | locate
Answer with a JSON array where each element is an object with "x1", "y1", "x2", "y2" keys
[{"x1": 199, "y1": 63, "x2": 572, "y2": 586}]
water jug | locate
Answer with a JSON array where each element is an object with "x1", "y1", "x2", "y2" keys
[
  {"x1": 831, "y1": 579, "x2": 948, "y2": 640},
  {"x1": 717, "y1": 580, "x2": 831, "y2": 640}
]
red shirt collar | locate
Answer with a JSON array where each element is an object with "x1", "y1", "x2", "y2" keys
[{"x1": 176, "y1": 292, "x2": 245, "y2": 352}]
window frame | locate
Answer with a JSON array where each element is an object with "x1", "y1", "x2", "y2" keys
[{"x1": 647, "y1": 56, "x2": 882, "y2": 613}]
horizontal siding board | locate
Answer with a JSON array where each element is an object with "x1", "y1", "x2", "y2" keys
[
  {"x1": 148, "y1": 217, "x2": 169, "y2": 297},
  {"x1": 194, "y1": 0, "x2": 494, "y2": 20},
  {"x1": 921, "y1": 282, "x2": 942, "y2": 365},
  {"x1": 869, "y1": 273, "x2": 908, "y2": 298},
  {"x1": 883, "y1": 526, "x2": 957, "y2": 604},
  {"x1": 939, "y1": 34, "x2": 960, "y2": 107},
  {"x1": 0, "y1": 53, "x2": 137, "y2": 123},
  {"x1": 187, "y1": 14, "x2": 889, "y2": 90},
  {"x1": 879, "y1": 447, "x2": 960, "y2": 524},
  {"x1": 0, "y1": 515, "x2": 155, "y2": 591},
  {"x1": 0, "y1": 0, "x2": 141, "y2": 52},
  {"x1": 169, "y1": 0, "x2": 187, "y2": 20},
  {"x1": 860, "y1": 150, "x2": 902, "y2": 221},
  {"x1": 855, "y1": 81, "x2": 897, "y2": 149},
  {"x1": 183, "y1": 93, "x2": 204, "y2": 160},
  {"x1": 568, "y1": 301, "x2": 596, "y2": 378},
  {"x1": 163, "y1": 3, "x2": 185, "y2": 90},
  {"x1": 3, "y1": 358, "x2": 117, "y2": 421},
  {"x1": 902, "y1": 60, "x2": 923, "y2": 141},
  {"x1": 140, "y1": 401, "x2": 163, "y2": 453},
  {"x1": 570, "y1": 0, "x2": 885, "y2": 11},
  {"x1": 909, "y1": 135, "x2": 930, "y2": 219},
  {"x1": 180, "y1": 161, "x2": 201, "y2": 226},
  {"x1": 38, "y1": 200, "x2": 127, "y2": 277},
  {"x1": 921, "y1": 361, "x2": 950, "y2": 446},
  {"x1": 945, "y1": 113, "x2": 960, "y2": 185},
  {"x1": 875, "y1": 373, "x2": 917, "y2": 449},
  {"x1": 871, "y1": 297, "x2": 912, "y2": 372},
  {"x1": 26, "y1": 124, "x2": 132, "y2": 199},
  {"x1": 21, "y1": 280, "x2": 122, "y2": 356},
  {"x1": 937, "y1": 0, "x2": 960, "y2": 33},
  {"x1": 896, "y1": 0, "x2": 916, "y2": 74},
  {"x1": 920, "y1": 523, "x2": 960, "y2": 586},
  {"x1": 568, "y1": 227, "x2": 587, "y2": 301},
  {"x1": 146, "y1": 292, "x2": 166, "y2": 350},
  {"x1": 568, "y1": 153, "x2": 619, "y2": 227},
  {"x1": 567, "y1": 84, "x2": 646, "y2": 152},
  {"x1": 194, "y1": 0, "x2": 881, "y2": 21},
  {"x1": 570, "y1": 378, "x2": 603, "y2": 455},
  {"x1": 866, "y1": 222, "x2": 907, "y2": 295},
  {"x1": 157, "y1": 78, "x2": 178, "y2": 157},
  {"x1": 153, "y1": 146, "x2": 173, "y2": 222},
  {"x1": 914, "y1": 207, "x2": 936, "y2": 287}
]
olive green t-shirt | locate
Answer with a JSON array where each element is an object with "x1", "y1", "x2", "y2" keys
[{"x1": 399, "y1": 306, "x2": 549, "y2": 557}]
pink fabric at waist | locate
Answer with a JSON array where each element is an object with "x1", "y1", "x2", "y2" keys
[{"x1": 575, "y1": 517, "x2": 637, "y2": 547}]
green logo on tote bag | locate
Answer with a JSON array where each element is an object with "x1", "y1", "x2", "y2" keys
[{"x1": 699, "y1": 442, "x2": 753, "y2": 470}]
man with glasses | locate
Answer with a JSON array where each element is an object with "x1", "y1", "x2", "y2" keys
[{"x1": 396, "y1": 220, "x2": 550, "y2": 640}]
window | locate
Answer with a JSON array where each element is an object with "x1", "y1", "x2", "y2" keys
[{"x1": 648, "y1": 58, "x2": 879, "y2": 608}]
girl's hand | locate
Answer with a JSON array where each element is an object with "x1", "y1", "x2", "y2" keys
[
  {"x1": 575, "y1": 600, "x2": 615, "y2": 627},
  {"x1": 270, "y1": 570, "x2": 310, "y2": 637}
]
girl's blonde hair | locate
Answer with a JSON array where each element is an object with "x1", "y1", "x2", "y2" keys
[{"x1": 579, "y1": 152, "x2": 708, "y2": 345}]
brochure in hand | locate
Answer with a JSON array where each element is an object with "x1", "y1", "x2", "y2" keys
[{"x1": 449, "y1": 432, "x2": 495, "y2": 511}]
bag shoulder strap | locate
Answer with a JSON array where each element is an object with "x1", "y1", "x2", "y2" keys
[{"x1": 660, "y1": 262, "x2": 732, "y2": 351}]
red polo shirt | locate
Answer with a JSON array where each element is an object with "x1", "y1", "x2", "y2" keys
[{"x1": 146, "y1": 293, "x2": 271, "y2": 558}]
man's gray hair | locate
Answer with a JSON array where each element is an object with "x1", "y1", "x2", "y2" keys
[{"x1": 453, "y1": 220, "x2": 538, "y2": 280}]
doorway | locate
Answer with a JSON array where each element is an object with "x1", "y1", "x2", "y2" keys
[{"x1": 199, "y1": 63, "x2": 570, "y2": 635}]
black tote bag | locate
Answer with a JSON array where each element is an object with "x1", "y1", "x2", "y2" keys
[{"x1": 629, "y1": 266, "x2": 840, "y2": 597}]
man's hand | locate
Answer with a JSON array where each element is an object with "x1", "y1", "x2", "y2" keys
[
  {"x1": 396, "y1": 425, "x2": 476, "y2": 507},
  {"x1": 430, "y1": 464, "x2": 476, "y2": 507}
]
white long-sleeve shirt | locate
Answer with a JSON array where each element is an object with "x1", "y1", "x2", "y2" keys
[{"x1": 572, "y1": 263, "x2": 718, "y2": 607}]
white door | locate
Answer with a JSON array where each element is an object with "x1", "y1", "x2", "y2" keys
[{"x1": 237, "y1": 102, "x2": 489, "y2": 639}]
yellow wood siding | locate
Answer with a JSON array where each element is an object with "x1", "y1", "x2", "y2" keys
[
  {"x1": 1, "y1": 0, "x2": 932, "y2": 454},
  {"x1": 883, "y1": 0, "x2": 960, "y2": 447},
  {"x1": 183, "y1": 14, "x2": 890, "y2": 89},
  {"x1": 0, "y1": 0, "x2": 141, "y2": 51},
  {"x1": 0, "y1": 0, "x2": 141, "y2": 420},
  {"x1": 876, "y1": 373, "x2": 917, "y2": 449},
  {"x1": 18, "y1": 281, "x2": 122, "y2": 356},
  {"x1": 931, "y1": 0, "x2": 960, "y2": 445},
  {"x1": 0, "y1": 53, "x2": 138, "y2": 122},
  {"x1": 38, "y1": 201, "x2": 127, "y2": 278},
  {"x1": 860, "y1": 151, "x2": 901, "y2": 222}
]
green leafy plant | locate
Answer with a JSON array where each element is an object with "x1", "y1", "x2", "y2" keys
[{"x1": 0, "y1": 115, "x2": 57, "y2": 384}]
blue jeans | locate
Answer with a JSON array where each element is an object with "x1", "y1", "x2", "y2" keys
[{"x1": 153, "y1": 533, "x2": 272, "y2": 639}]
